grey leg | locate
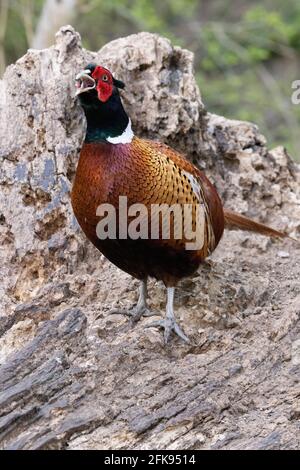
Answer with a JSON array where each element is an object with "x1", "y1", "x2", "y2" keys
[
  {"x1": 146, "y1": 287, "x2": 190, "y2": 343},
  {"x1": 109, "y1": 279, "x2": 155, "y2": 323}
]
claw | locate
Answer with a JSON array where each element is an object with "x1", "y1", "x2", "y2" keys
[
  {"x1": 145, "y1": 318, "x2": 190, "y2": 344},
  {"x1": 107, "y1": 279, "x2": 158, "y2": 323},
  {"x1": 109, "y1": 305, "x2": 156, "y2": 323},
  {"x1": 105, "y1": 282, "x2": 190, "y2": 344}
]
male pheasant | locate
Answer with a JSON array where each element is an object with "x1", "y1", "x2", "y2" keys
[{"x1": 71, "y1": 63, "x2": 290, "y2": 343}]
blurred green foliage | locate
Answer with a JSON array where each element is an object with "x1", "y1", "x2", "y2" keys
[
  {"x1": 3, "y1": 0, "x2": 44, "y2": 61},
  {"x1": 1, "y1": 0, "x2": 300, "y2": 159}
]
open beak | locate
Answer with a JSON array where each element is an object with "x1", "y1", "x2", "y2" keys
[{"x1": 75, "y1": 69, "x2": 96, "y2": 95}]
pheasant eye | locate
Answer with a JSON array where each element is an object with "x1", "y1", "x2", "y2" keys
[{"x1": 102, "y1": 74, "x2": 108, "y2": 82}]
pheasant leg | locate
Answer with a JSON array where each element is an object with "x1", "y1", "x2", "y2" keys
[
  {"x1": 146, "y1": 287, "x2": 190, "y2": 344},
  {"x1": 109, "y1": 279, "x2": 155, "y2": 323}
]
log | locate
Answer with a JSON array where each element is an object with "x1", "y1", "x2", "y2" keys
[{"x1": 0, "y1": 26, "x2": 299, "y2": 450}]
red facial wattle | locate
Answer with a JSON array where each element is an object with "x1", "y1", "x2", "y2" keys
[
  {"x1": 91, "y1": 66, "x2": 114, "y2": 103},
  {"x1": 96, "y1": 81, "x2": 113, "y2": 102}
]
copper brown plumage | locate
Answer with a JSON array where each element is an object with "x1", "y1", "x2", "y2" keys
[
  {"x1": 71, "y1": 64, "x2": 294, "y2": 343},
  {"x1": 72, "y1": 138, "x2": 224, "y2": 286}
]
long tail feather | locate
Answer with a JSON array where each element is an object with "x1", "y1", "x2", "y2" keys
[{"x1": 224, "y1": 209, "x2": 294, "y2": 240}]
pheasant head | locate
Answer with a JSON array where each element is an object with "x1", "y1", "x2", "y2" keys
[{"x1": 75, "y1": 63, "x2": 131, "y2": 144}]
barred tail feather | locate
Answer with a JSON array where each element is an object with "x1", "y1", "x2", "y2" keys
[{"x1": 224, "y1": 209, "x2": 294, "y2": 240}]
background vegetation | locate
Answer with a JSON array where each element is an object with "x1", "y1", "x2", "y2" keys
[{"x1": 1, "y1": 0, "x2": 299, "y2": 159}]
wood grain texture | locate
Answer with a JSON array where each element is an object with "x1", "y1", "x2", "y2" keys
[{"x1": 1, "y1": 28, "x2": 300, "y2": 451}]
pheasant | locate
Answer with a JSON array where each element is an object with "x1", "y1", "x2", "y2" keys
[{"x1": 71, "y1": 63, "x2": 291, "y2": 343}]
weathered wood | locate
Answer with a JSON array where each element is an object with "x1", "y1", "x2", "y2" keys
[{"x1": 0, "y1": 26, "x2": 299, "y2": 450}]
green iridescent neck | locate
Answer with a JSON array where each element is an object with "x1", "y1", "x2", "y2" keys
[{"x1": 79, "y1": 89, "x2": 130, "y2": 144}]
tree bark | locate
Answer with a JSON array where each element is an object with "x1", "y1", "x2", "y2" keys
[{"x1": 0, "y1": 26, "x2": 299, "y2": 450}]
